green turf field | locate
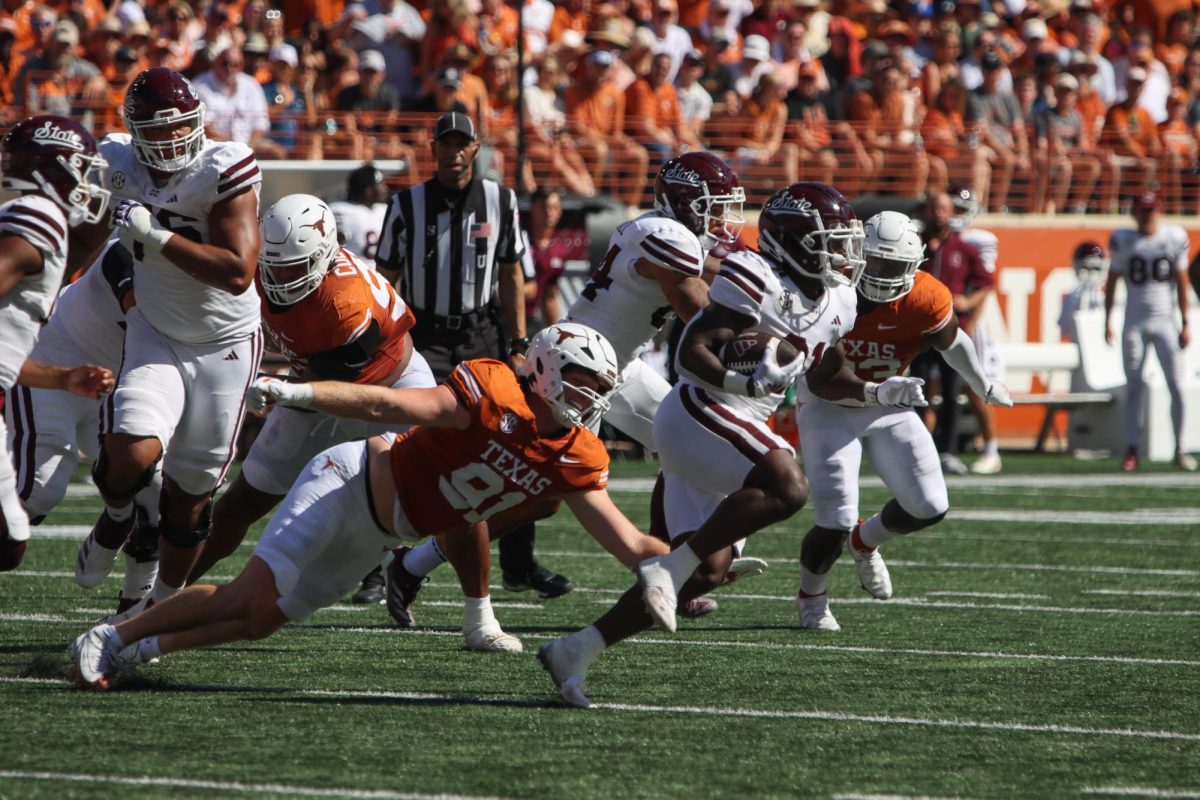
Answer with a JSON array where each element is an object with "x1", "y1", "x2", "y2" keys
[{"x1": 3, "y1": 454, "x2": 1198, "y2": 800}]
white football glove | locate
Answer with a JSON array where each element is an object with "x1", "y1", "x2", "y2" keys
[
  {"x1": 985, "y1": 381, "x2": 1014, "y2": 407},
  {"x1": 111, "y1": 200, "x2": 174, "y2": 251},
  {"x1": 247, "y1": 376, "x2": 314, "y2": 413},
  {"x1": 865, "y1": 376, "x2": 928, "y2": 408},
  {"x1": 748, "y1": 338, "x2": 805, "y2": 398}
]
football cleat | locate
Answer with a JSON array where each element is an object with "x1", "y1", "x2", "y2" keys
[
  {"x1": 726, "y1": 556, "x2": 769, "y2": 583},
  {"x1": 970, "y1": 453, "x2": 1002, "y2": 474},
  {"x1": 463, "y1": 624, "x2": 523, "y2": 653},
  {"x1": 72, "y1": 624, "x2": 120, "y2": 689},
  {"x1": 1174, "y1": 453, "x2": 1197, "y2": 472},
  {"x1": 352, "y1": 565, "x2": 386, "y2": 604},
  {"x1": 940, "y1": 453, "x2": 969, "y2": 475},
  {"x1": 384, "y1": 548, "x2": 425, "y2": 627},
  {"x1": 797, "y1": 593, "x2": 840, "y2": 631},
  {"x1": 846, "y1": 526, "x2": 892, "y2": 600},
  {"x1": 1120, "y1": 451, "x2": 1139, "y2": 471},
  {"x1": 501, "y1": 564, "x2": 574, "y2": 599},
  {"x1": 75, "y1": 511, "x2": 136, "y2": 588},
  {"x1": 637, "y1": 557, "x2": 679, "y2": 633},
  {"x1": 537, "y1": 638, "x2": 591, "y2": 708},
  {"x1": 105, "y1": 595, "x2": 154, "y2": 625},
  {"x1": 678, "y1": 596, "x2": 718, "y2": 618}
]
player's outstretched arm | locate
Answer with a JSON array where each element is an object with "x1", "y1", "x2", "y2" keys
[
  {"x1": 18, "y1": 359, "x2": 114, "y2": 399},
  {"x1": 930, "y1": 315, "x2": 1012, "y2": 406},
  {"x1": 249, "y1": 378, "x2": 470, "y2": 429},
  {"x1": 565, "y1": 489, "x2": 669, "y2": 568}
]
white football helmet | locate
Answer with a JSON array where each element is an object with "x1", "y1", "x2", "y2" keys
[
  {"x1": 859, "y1": 210, "x2": 926, "y2": 303},
  {"x1": 1072, "y1": 241, "x2": 1108, "y2": 287},
  {"x1": 521, "y1": 322, "x2": 622, "y2": 429},
  {"x1": 258, "y1": 193, "x2": 339, "y2": 305},
  {"x1": 948, "y1": 185, "x2": 979, "y2": 233}
]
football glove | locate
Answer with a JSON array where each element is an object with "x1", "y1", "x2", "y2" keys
[
  {"x1": 111, "y1": 200, "x2": 174, "y2": 251},
  {"x1": 985, "y1": 381, "x2": 1014, "y2": 407},
  {"x1": 865, "y1": 376, "x2": 928, "y2": 408},
  {"x1": 247, "y1": 376, "x2": 314, "y2": 412},
  {"x1": 748, "y1": 338, "x2": 805, "y2": 398}
]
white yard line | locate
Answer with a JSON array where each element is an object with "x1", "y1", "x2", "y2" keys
[
  {"x1": 1083, "y1": 590, "x2": 1200, "y2": 599},
  {"x1": 607, "y1": 474, "x2": 1200, "y2": 493},
  {"x1": 926, "y1": 592, "x2": 1052, "y2": 600},
  {"x1": 1082, "y1": 788, "x2": 1200, "y2": 799},
  {"x1": 949, "y1": 509, "x2": 1200, "y2": 525},
  {"x1": 834, "y1": 795, "x2": 978, "y2": 800},
  {"x1": 0, "y1": 769, "x2": 508, "y2": 800}
]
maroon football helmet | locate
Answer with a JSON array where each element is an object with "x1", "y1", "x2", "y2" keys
[
  {"x1": 123, "y1": 67, "x2": 206, "y2": 172},
  {"x1": 758, "y1": 182, "x2": 865, "y2": 289},
  {"x1": 1072, "y1": 240, "x2": 1108, "y2": 285},
  {"x1": 653, "y1": 151, "x2": 745, "y2": 247},
  {"x1": 0, "y1": 114, "x2": 110, "y2": 225}
]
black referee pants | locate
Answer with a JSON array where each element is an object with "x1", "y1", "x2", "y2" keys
[{"x1": 411, "y1": 310, "x2": 539, "y2": 577}]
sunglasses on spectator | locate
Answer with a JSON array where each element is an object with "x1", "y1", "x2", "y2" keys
[
  {"x1": 33, "y1": 18, "x2": 54, "y2": 28},
  {"x1": 265, "y1": 9, "x2": 282, "y2": 19}
]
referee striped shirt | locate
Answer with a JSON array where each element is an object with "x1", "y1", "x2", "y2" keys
[{"x1": 376, "y1": 176, "x2": 525, "y2": 318}]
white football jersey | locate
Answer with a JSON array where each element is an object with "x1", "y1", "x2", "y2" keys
[
  {"x1": 0, "y1": 194, "x2": 69, "y2": 388},
  {"x1": 36, "y1": 238, "x2": 131, "y2": 371},
  {"x1": 960, "y1": 227, "x2": 998, "y2": 273},
  {"x1": 566, "y1": 212, "x2": 705, "y2": 368},
  {"x1": 330, "y1": 200, "x2": 387, "y2": 268},
  {"x1": 1109, "y1": 224, "x2": 1189, "y2": 326},
  {"x1": 692, "y1": 249, "x2": 858, "y2": 422},
  {"x1": 100, "y1": 134, "x2": 262, "y2": 345}
]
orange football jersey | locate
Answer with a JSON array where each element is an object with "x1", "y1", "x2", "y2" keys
[
  {"x1": 841, "y1": 271, "x2": 953, "y2": 382},
  {"x1": 257, "y1": 248, "x2": 416, "y2": 385},
  {"x1": 390, "y1": 359, "x2": 610, "y2": 539}
]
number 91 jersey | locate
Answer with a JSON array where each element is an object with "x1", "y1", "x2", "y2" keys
[
  {"x1": 567, "y1": 212, "x2": 705, "y2": 368},
  {"x1": 99, "y1": 133, "x2": 262, "y2": 345},
  {"x1": 389, "y1": 359, "x2": 609, "y2": 538},
  {"x1": 1109, "y1": 224, "x2": 1189, "y2": 326}
]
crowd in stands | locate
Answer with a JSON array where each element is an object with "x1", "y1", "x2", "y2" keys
[{"x1": 3, "y1": 0, "x2": 1199, "y2": 214}]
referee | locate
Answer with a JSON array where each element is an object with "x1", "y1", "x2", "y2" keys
[{"x1": 361, "y1": 111, "x2": 574, "y2": 621}]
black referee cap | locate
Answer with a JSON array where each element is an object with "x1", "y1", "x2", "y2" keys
[{"x1": 434, "y1": 111, "x2": 476, "y2": 141}]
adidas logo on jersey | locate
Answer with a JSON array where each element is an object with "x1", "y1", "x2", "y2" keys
[{"x1": 223, "y1": 351, "x2": 239, "y2": 361}]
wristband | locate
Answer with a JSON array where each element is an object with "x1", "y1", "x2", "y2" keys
[
  {"x1": 144, "y1": 226, "x2": 175, "y2": 250},
  {"x1": 722, "y1": 369, "x2": 753, "y2": 397}
]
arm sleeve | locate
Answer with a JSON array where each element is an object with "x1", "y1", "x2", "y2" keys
[
  {"x1": 939, "y1": 327, "x2": 990, "y2": 396},
  {"x1": 307, "y1": 320, "x2": 383, "y2": 381},
  {"x1": 99, "y1": 240, "x2": 135, "y2": 305}
]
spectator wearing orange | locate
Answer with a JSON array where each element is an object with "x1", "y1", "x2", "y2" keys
[
  {"x1": 1155, "y1": 9, "x2": 1193, "y2": 78},
  {"x1": 483, "y1": 51, "x2": 517, "y2": 137},
  {"x1": 0, "y1": 20, "x2": 17, "y2": 123},
  {"x1": 1038, "y1": 72, "x2": 1103, "y2": 214},
  {"x1": 418, "y1": 0, "x2": 478, "y2": 81},
  {"x1": 13, "y1": 19, "x2": 106, "y2": 117},
  {"x1": 923, "y1": 79, "x2": 991, "y2": 210},
  {"x1": 966, "y1": 51, "x2": 1028, "y2": 212},
  {"x1": 784, "y1": 60, "x2": 841, "y2": 188},
  {"x1": 1101, "y1": 66, "x2": 1161, "y2": 201},
  {"x1": 279, "y1": 0, "x2": 345, "y2": 35},
  {"x1": 876, "y1": 19, "x2": 920, "y2": 79},
  {"x1": 524, "y1": 55, "x2": 596, "y2": 197},
  {"x1": 846, "y1": 61, "x2": 930, "y2": 198},
  {"x1": 84, "y1": 15, "x2": 121, "y2": 82},
  {"x1": 921, "y1": 20, "x2": 962, "y2": 104},
  {"x1": 549, "y1": 0, "x2": 589, "y2": 45},
  {"x1": 1158, "y1": 88, "x2": 1197, "y2": 214},
  {"x1": 435, "y1": 42, "x2": 490, "y2": 138},
  {"x1": 566, "y1": 47, "x2": 649, "y2": 207},
  {"x1": 479, "y1": 0, "x2": 520, "y2": 55},
  {"x1": 697, "y1": 0, "x2": 742, "y2": 66},
  {"x1": 626, "y1": 50, "x2": 695, "y2": 165},
  {"x1": 16, "y1": 4, "x2": 56, "y2": 64},
  {"x1": 1067, "y1": 3, "x2": 1116, "y2": 103},
  {"x1": 728, "y1": 71, "x2": 796, "y2": 193}
]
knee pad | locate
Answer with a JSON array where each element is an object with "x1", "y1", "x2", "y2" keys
[
  {"x1": 883, "y1": 501, "x2": 948, "y2": 534},
  {"x1": 159, "y1": 495, "x2": 214, "y2": 548},
  {"x1": 92, "y1": 448, "x2": 160, "y2": 499},
  {"x1": 800, "y1": 526, "x2": 848, "y2": 575},
  {"x1": 122, "y1": 506, "x2": 160, "y2": 562}
]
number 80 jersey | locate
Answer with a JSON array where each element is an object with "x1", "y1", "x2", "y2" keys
[
  {"x1": 389, "y1": 359, "x2": 609, "y2": 538},
  {"x1": 1109, "y1": 224, "x2": 1189, "y2": 326},
  {"x1": 99, "y1": 134, "x2": 262, "y2": 345}
]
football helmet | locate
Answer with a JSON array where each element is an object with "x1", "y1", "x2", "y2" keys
[
  {"x1": 948, "y1": 184, "x2": 979, "y2": 232},
  {"x1": 860, "y1": 210, "x2": 926, "y2": 303},
  {"x1": 1072, "y1": 240, "x2": 1108, "y2": 286},
  {"x1": 258, "y1": 193, "x2": 339, "y2": 305},
  {"x1": 123, "y1": 68, "x2": 206, "y2": 173},
  {"x1": 653, "y1": 151, "x2": 745, "y2": 248},
  {"x1": 521, "y1": 322, "x2": 622, "y2": 429},
  {"x1": 0, "y1": 115, "x2": 110, "y2": 226},
  {"x1": 758, "y1": 182, "x2": 865, "y2": 289}
]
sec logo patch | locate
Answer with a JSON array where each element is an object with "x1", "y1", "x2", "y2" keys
[{"x1": 111, "y1": 171, "x2": 126, "y2": 189}]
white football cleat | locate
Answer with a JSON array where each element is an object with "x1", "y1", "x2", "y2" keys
[
  {"x1": 75, "y1": 536, "x2": 123, "y2": 589},
  {"x1": 846, "y1": 532, "x2": 892, "y2": 600},
  {"x1": 463, "y1": 624, "x2": 523, "y2": 653},
  {"x1": 537, "y1": 638, "x2": 591, "y2": 708},
  {"x1": 72, "y1": 624, "x2": 119, "y2": 689},
  {"x1": 971, "y1": 453, "x2": 1002, "y2": 474},
  {"x1": 637, "y1": 557, "x2": 678, "y2": 633},
  {"x1": 797, "y1": 594, "x2": 841, "y2": 631},
  {"x1": 727, "y1": 556, "x2": 769, "y2": 583}
]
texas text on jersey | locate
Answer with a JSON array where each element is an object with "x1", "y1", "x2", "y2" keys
[
  {"x1": 567, "y1": 212, "x2": 705, "y2": 367},
  {"x1": 100, "y1": 133, "x2": 262, "y2": 344},
  {"x1": 257, "y1": 247, "x2": 416, "y2": 385},
  {"x1": 839, "y1": 271, "x2": 953, "y2": 387},
  {"x1": 389, "y1": 359, "x2": 609, "y2": 539},
  {"x1": 704, "y1": 248, "x2": 858, "y2": 421}
]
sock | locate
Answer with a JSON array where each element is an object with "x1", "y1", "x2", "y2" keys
[
  {"x1": 105, "y1": 502, "x2": 134, "y2": 523},
  {"x1": 149, "y1": 578, "x2": 181, "y2": 605},
  {"x1": 122, "y1": 554, "x2": 158, "y2": 599},
  {"x1": 403, "y1": 539, "x2": 447, "y2": 577},
  {"x1": 983, "y1": 439, "x2": 999, "y2": 458},
  {"x1": 858, "y1": 514, "x2": 899, "y2": 550},
  {"x1": 462, "y1": 595, "x2": 497, "y2": 631},
  {"x1": 798, "y1": 567, "x2": 828, "y2": 598},
  {"x1": 135, "y1": 636, "x2": 162, "y2": 663},
  {"x1": 569, "y1": 625, "x2": 607, "y2": 666},
  {"x1": 660, "y1": 544, "x2": 702, "y2": 590}
]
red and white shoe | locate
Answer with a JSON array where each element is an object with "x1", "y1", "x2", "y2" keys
[
  {"x1": 846, "y1": 525, "x2": 892, "y2": 600},
  {"x1": 796, "y1": 593, "x2": 840, "y2": 631},
  {"x1": 1121, "y1": 450, "x2": 1139, "y2": 471}
]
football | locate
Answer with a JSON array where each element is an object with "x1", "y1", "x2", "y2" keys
[{"x1": 720, "y1": 331, "x2": 801, "y2": 375}]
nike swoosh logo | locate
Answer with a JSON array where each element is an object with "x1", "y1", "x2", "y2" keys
[{"x1": 560, "y1": 456, "x2": 582, "y2": 464}]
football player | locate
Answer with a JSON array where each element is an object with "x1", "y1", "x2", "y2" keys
[
  {"x1": 71, "y1": 68, "x2": 265, "y2": 614},
  {"x1": 329, "y1": 164, "x2": 388, "y2": 269},
  {"x1": 7, "y1": 236, "x2": 162, "y2": 602},
  {"x1": 0, "y1": 114, "x2": 114, "y2": 571},
  {"x1": 795, "y1": 211, "x2": 1013, "y2": 631},
  {"x1": 538, "y1": 184, "x2": 926, "y2": 707},
  {"x1": 184, "y1": 195, "x2": 437, "y2": 594},
  {"x1": 384, "y1": 152, "x2": 751, "y2": 626},
  {"x1": 71, "y1": 323, "x2": 669, "y2": 689},
  {"x1": 1058, "y1": 241, "x2": 1107, "y2": 343},
  {"x1": 1105, "y1": 191, "x2": 1194, "y2": 471}
]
